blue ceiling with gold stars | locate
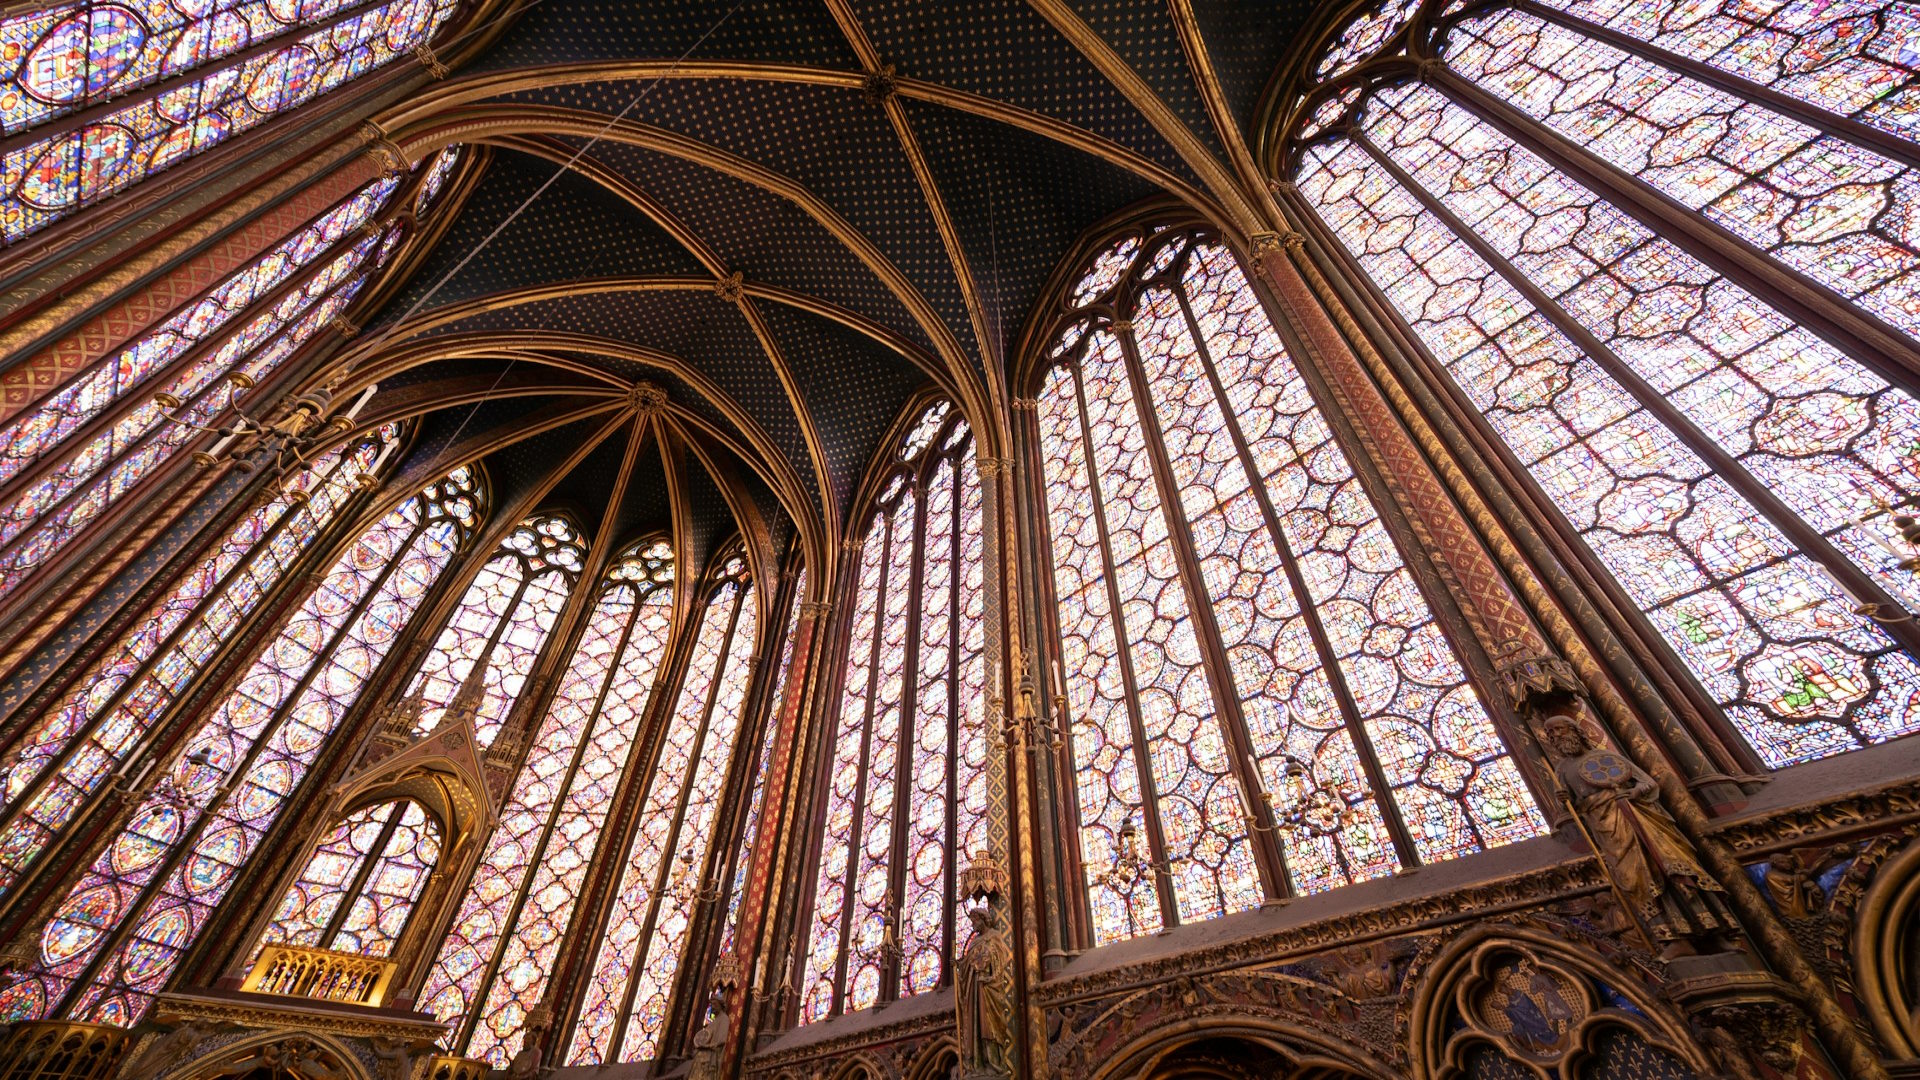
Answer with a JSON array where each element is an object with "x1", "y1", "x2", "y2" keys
[{"x1": 350, "y1": 0, "x2": 1328, "y2": 578}]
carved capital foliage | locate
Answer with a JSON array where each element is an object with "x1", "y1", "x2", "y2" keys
[{"x1": 1493, "y1": 651, "x2": 1584, "y2": 713}]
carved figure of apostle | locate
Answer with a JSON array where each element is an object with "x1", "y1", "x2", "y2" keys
[
  {"x1": 1544, "y1": 717, "x2": 1736, "y2": 956},
  {"x1": 957, "y1": 901, "x2": 1014, "y2": 1075}
]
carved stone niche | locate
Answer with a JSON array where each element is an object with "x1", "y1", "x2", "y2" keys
[
  {"x1": 1850, "y1": 832, "x2": 1920, "y2": 1070},
  {"x1": 1404, "y1": 927, "x2": 1715, "y2": 1080}
]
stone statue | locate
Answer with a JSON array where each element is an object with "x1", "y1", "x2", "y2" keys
[
  {"x1": 956, "y1": 899, "x2": 1014, "y2": 1077},
  {"x1": 686, "y1": 985, "x2": 730, "y2": 1080},
  {"x1": 505, "y1": 1006, "x2": 550, "y2": 1080},
  {"x1": 1543, "y1": 716, "x2": 1736, "y2": 957}
]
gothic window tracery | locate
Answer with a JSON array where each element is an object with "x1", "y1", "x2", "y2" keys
[
  {"x1": 1033, "y1": 228, "x2": 1545, "y2": 947},
  {"x1": 798, "y1": 401, "x2": 987, "y2": 1022},
  {"x1": 0, "y1": 145, "x2": 462, "y2": 602},
  {"x1": 0, "y1": 0, "x2": 469, "y2": 240},
  {"x1": 420, "y1": 537, "x2": 676, "y2": 1069},
  {"x1": 262, "y1": 796, "x2": 441, "y2": 957},
  {"x1": 400, "y1": 511, "x2": 584, "y2": 749},
  {"x1": 569, "y1": 550, "x2": 760, "y2": 1066},
  {"x1": 0, "y1": 455, "x2": 481, "y2": 1025},
  {"x1": 1284, "y1": 0, "x2": 1920, "y2": 769}
]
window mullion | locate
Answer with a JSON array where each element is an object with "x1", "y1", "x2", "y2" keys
[
  {"x1": 1510, "y1": 0, "x2": 1920, "y2": 174},
  {"x1": 831, "y1": 526, "x2": 892, "y2": 1016},
  {"x1": 1167, "y1": 276, "x2": 1424, "y2": 872},
  {"x1": 1353, "y1": 128, "x2": 1920, "y2": 663},
  {"x1": 0, "y1": 0, "x2": 400, "y2": 169},
  {"x1": 1066, "y1": 355, "x2": 1180, "y2": 931},
  {"x1": 319, "y1": 802, "x2": 406, "y2": 948},
  {"x1": 0, "y1": 207, "x2": 402, "y2": 520},
  {"x1": 1424, "y1": 64, "x2": 1920, "y2": 392},
  {"x1": 47, "y1": 502, "x2": 420, "y2": 1015},
  {"x1": 882, "y1": 479, "x2": 929, "y2": 1005},
  {"x1": 452, "y1": 583, "x2": 645, "y2": 1053},
  {"x1": 608, "y1": 583, "x2": 746, "y2": 1058},
  {"x1": 0, "y1": 466, "x2": 376, "y2": 889},
  {"x1": 941, "y1": 454, "x2": 963, "y2": 984},
  {"x1": 1109, "y1": 314, "x2": 1304, "y2": 901}
]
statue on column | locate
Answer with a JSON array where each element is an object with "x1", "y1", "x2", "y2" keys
[
  {"x1": 686, "y1": 984, "x2": 730, "y2": 1080},
  {"x1": 688, "y1": 954, "x2": 738, "y2": 1080},
  {"x1": 956, "y1": 852, "x2": 1013, "y2": 1079},
  {"x1": 1542, "y1": 716, "x2": 1737, "y2": 957}
]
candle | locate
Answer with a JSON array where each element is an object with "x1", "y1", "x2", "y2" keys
[
  {"x1": 345, "y1": 383, "x2": 378, "y2": 420},
  {"x1": 369, "y1": 439, "x2": 397, "y2": 476},
  {"x1": 207, "y1": 431, "x2": 239, "y2": 458}
]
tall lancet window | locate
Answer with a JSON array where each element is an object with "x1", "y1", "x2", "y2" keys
[
  {"x1": 422, "y1": 538, "x2": 676, "y2": 1068},
  {"x1": 0, "y1": 429, "x2": 411, "y2": 907},
  {"x1": 0, "y1": 0, "x2": 469, "y2": 241},
  {"x1": 569, "y1": 551, "x2": 759, "y2": 1066},
  {"x1": 400, "y1": 513, "x2": 583, "y2": 750},
  {"x1": 1286, "y1": 0, "x2": 1920, "y2": 768},
  {"x1": 0, "y1": 145, "x2": 463, "y2": 601},
  {"x1": 0, "y1": 457, "x2": 481, "y2": 1024},
  {"x1": 1034, "y1": 230, "x2": 1545, "y2": 948},
  {"x1": 262, "y1": 797, "x2": 441, "y2": 957},
  {"x1": 799, "y1": 401, "x2": 987, "y2": 1023}
]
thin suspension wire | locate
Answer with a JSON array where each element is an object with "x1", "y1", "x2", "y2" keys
[{"x1": 350, "y1": 0, "x2": 750, "y2": 452}]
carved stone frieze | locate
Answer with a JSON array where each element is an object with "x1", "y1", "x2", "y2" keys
[
  {"x1": 1034, "y1": 859, "x2": 1605, "y2": 1008},
  {"x1": 1711, "y1": 778, "x2": 1920, "y2": 854}
]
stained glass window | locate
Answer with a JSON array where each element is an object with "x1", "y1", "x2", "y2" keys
[
  {"x1": 401, "y1": 513, "x2": 583, "y2": 749},
  {"x1": 569, "y1": 552, "x2": 760, "y2": 1065},
  {"x1": 1035, "y1": 231, "x2": 1545, "y2": 948},
  {"x1": 1287, "y1": 0, "x2": 1920, "y2": 769},
  {"x1": 0, "y1": 432, "x2": 396, "y2": 906},
  {"x1": 421, "y1": 538, "x2": 676, "y2": 1069},
  {"x1": 262, "y1": 797, "x2": 441, "y2": 958},
  {"x1": 0, "y1": 458, "x2": 481, "y2": 1025},
  {"x1": 0, "y1": 0, "x2": 467, "y2": 241},
  {"x1": 0, "y1": 147, "x2": 462, "y2": 601},
  {"x1": 798, "y1": 403, "x2": 987, "y2": 1022}
]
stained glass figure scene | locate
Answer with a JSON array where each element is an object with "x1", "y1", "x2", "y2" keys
[
  {"x1": 422, "y1": 538, "x2": 677, "y2": 1068},
  {"x1": 0, "y1": 457, "x2": 480, "y2": 1025},
  {"x1": 1036, "y1": 231, "x2": 1545, "y2": 948},
  {"x1": 799, "y1": 401, "x2": 987, "y2": 1022},
  {"x1": 572, "y1": 551, "x2": 759, "y2": 1064},
  {"x1": 0, "y1": 145, "x2": 463, "y2": 602},
  {"x1": 1290, "y1": 0, "x2": 1920, "y2": 769},
  {"x1": 262, "y1": 798, "x2": 442, "y2": 957},
  {"x1": 0, "y1": 0, "x2": 465, "y2": 240}
]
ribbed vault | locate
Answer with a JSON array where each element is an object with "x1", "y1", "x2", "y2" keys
[{"x1": 318, "y1": 0, "x2": 1330, "y2": 585}]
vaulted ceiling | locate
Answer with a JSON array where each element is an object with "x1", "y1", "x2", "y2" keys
[{"x1": 335, "y1": 0, "x2": 1328, "y2": 587}]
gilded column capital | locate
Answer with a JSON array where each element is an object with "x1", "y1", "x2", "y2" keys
[
  {"x1": 1492, "y1": 649, "x2": 1584, "y2": 712},
  {"x1": 798, "y1": 601, "x2": 833, "y2": 620},
  {"x1": 330, "y1": 317, "x2": 361, "y2": 339},
  {"x1": 977, "y1": 456, "x2": 1015, "y2": 478},
  {"x1": 358, "y1": 121, "x2": 408, "y2": 176},
  {"x1": 1250, "y1": 231, "x2": 1306, "y2": 258},
  {"x1": 1111, "y1": 318, "x2": 1134, "y2": 334},
  {"x1": 1011, "y1": 398, "x2": 1038, "y2": 412}
]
